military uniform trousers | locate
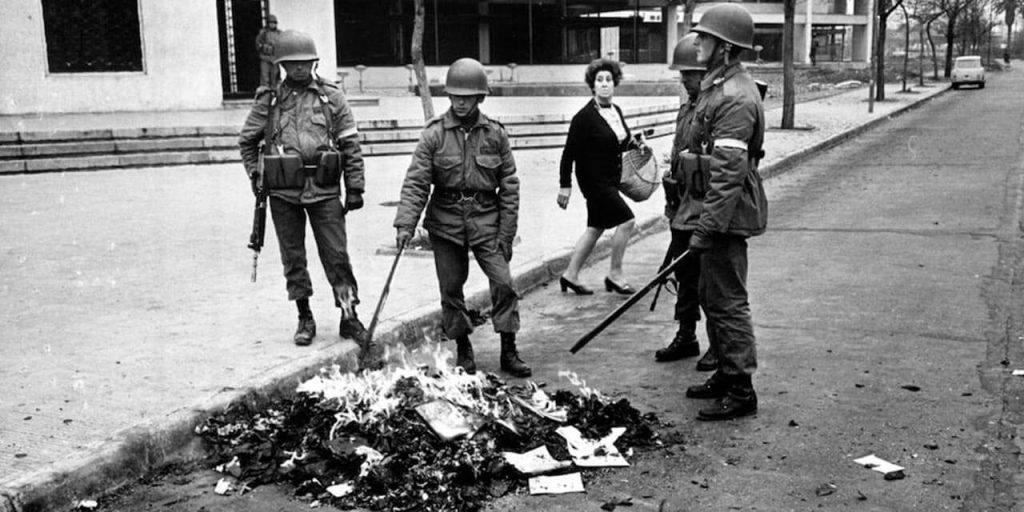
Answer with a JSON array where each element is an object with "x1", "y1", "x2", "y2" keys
[
  {"x1": 269, "y1": 196, "x2": 358, "y2": 307},
  {"x1": 260, "y1": 60, "x2": 280, "y2": 89},
  {"x1": 429, "y1": 234, "x2": 520, "y2": 339},
  {"x1": 665, "y1": 229, "x2": 702, "y2": 324},
  {"x1": 699, "y1": 234, "x2": 757, "y2": 379}
]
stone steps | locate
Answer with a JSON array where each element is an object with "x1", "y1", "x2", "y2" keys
[{"x1": 0, "y1": 104, "x2": 678, "y2": 174}]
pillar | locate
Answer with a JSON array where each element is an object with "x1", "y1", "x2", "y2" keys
[
  {"x1": 663, "y1": 5, "x2": 679, "y2": 65},
  {"x1": 478, "y1": 1, "x2": 491, "y2": 64}
]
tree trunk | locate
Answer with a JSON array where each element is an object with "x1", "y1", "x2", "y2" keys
[
  {"x1": 1006, "y1": 4, "x2": 1015, "y2": 56},
  {"x1": 901, "y1": 2, "x2": 910, "y2": 91},
  {"x1": 918, "y1": 21, "x2": 925, "y2": 86},
  {"x1": 876, "y1": 6, "x2": 888, "y2": 100},
  {"x1": 944, "y1": 19, "x2": 956, "y2": 77},
  {"x1": 927, "y1": 18, "x2": 939, "y2": 79},
  {"x1": 782, "y1": 0, "x2": 796, "y2": 128},
  {"x1": 682, "y1": 0, "x2": 697, "y2": 35},
  {"x1": 412, "y1": 0, "x2": 434, "y2": 122}
]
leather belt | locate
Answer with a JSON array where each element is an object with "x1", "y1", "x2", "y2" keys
[{"x1": 434, "y1": 188, "x2": 497, "y2": 202}]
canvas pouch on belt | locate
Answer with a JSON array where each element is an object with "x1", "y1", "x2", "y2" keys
[
  {"x1": 677, "y1": 152, "x2": 711, "y2": 199},
  {"x1": 262, "y1": 154, "x2": 305, "y2": 189}
]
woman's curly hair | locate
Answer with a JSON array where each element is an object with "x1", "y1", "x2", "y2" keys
[{"x1": 584, "y1": 58, "x2": 623, "y2": 90}]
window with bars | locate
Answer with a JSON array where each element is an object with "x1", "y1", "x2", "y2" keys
[{"x1": 41, "y1": 0, "x2": 144, "y2": 73}]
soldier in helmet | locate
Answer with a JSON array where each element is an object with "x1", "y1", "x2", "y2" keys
[
  {"x1": 655, "y1": 32, "x2": 718, "y2": 373},
  {"x1": 681, "y1": 4, "x2": 768, "y2": 421},
  {"x1": 255, "y1": 14, "x2": 281, "y2": 89},
  {"x1": 239, "y1": 30, "x2": 369, "y2": 347},
  {"x1": 393, "y1": 58, "x2": 530, "y2": 378}
]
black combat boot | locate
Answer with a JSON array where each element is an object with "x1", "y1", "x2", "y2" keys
[
  {"x1": 655, "y1": 326, "x2": 700, "y2": 362},
  {"x1": 695, "y1": 348, "x2": 719, "y2": 372},
  {"x1": 697, "y1": 375, "x2": 757, "y2": 421},
  {"x1": 455, "y1": 335, "x2": 476, "y2": 375},
  {"x1": 294, "y1": 315, "x2": 316, "y2": 346},
  {"x1": 685, "y1": 372, "x2": 729, "y2": 399},
  {"x1": 339, "y1": 312, "x2": 368, "y2": 346},
  {"x1": 499, "y1": 333, "x2": 532, "y2": 378}
]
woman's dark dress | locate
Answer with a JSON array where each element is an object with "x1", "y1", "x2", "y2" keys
[{"x1": 559, "y1": 99, "x2": 634, "y2": 229}]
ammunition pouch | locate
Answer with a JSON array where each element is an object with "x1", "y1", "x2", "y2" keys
[
  {"x1": 679, "y1": 152, "x2": 712, "y2": 200},
  {"x1": 314, "y1": 151, "x2": 343, "y2": 187},
  {"x1": 262, "y1": 154, "x2": 305, "y2": 189}
]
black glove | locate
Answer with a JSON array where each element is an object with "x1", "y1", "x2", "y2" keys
[
  {"x1": 345, "y1": 193, "x2": 364, "y2": 211},
  {"x1": 688, "y1": 228, "x2": 713, "y2": 253},
  {"x1": 497, "y1": 239, "x2": 513, "y2": 262}
]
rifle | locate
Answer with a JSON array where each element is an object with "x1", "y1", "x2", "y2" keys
[
  {"x1": 648, "y1": 245, "x2": 678, "y2": 312},
  {"x1": 365, "y1": 240, "x2": 406, "y2": 344},
  {"x1": 248, "y1": 153, "x2": 267, "y2": 283},
  {"x1": 570, "y1": 250, "x2": 693, "y2": 354},
  {"x1": 248, "y1": 91, "x2": 276, "y2": 283}
]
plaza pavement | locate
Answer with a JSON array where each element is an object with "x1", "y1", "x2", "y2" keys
[{"x1": 0, "y1": 81, "x2": 951, "y2": 511}]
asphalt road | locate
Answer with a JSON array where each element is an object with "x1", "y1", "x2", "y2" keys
[{"x1": 102, "y1": 72, "x2": 1024, "y2": 511}]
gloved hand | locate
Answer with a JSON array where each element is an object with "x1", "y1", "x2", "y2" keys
[
  {"x1": 396, "y1": 229, "x2": 413, "y2": 249},
  {"x1": 345, "y1": 193, "x2": 364, "y2": 211},
  {"x1": 249, "y1": 173, "x2": 261, "y2": 197},
  {"x1": 497, "y1": 239, "x2": 513, "y2": 262},
  {"x1": 688, "y1": 228, "x2": 713, "y2": 253}
]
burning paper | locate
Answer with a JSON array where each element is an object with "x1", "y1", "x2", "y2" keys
[
  {"x1": 502, "y1": 446, "x2": 573, "y2": 475},
  {"x1": 415, "y1": 399, "x2": 484, "y2": 440},
  {"x1": 853, "y1": 454, "x2": 905, "y2": 476},
  {"x1": 556, "y1": 426, "x2": 629, "y2": 467},
  {"x1": 528, "y1": 473, "x2": 585, "y2": 495},
  {"x1": 512, "y1": 383, "x2": 568, "y2": 422}
]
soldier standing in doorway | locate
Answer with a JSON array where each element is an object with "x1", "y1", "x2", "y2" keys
[
  {"x1": 239, "y1": 30, "x2": 369, "y2": 347},
  {"x1": 256, "y1": 14, "x2": 281, "y2": 89}
]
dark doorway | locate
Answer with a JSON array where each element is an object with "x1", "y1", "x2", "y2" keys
[{"x1": 217, "y1": 0, "x2": 266, "y2": 99}]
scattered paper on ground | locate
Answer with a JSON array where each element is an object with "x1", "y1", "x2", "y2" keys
[
  {"x1": 214, "y1": 477, "x2": 233, "y2": 495},
  {"x1": 556, "y1": 426, "x2": 629, "y2": 467},
  {"x1": 528, "y1": 473, "x2": 586, "y2": 495},
  {"x1": 503, "y1": 446, "x2": 573, "y2": 475},
  {"x1": 854, "y1": 454, "x2": 905, "y2": 474},
  {"x1": 74, "y1": 500, "x2": 98, "y2": 510},
  {"x1": 1012, "y1": 369, "x2": 1024, "y2": 376},
  {"x1": 326, "y1": 482, "x2": 354, "y2": 497}
]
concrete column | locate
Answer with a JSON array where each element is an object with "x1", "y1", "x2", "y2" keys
[
  {"x1": 478, "y1": 1, "x2": 491, "y2": 63},
  {"x1": 795, "y1": 23, "x2": 809, "y2": 63},
  {"x1": 852, "y1": 24, "x2": 869, "y2": 61},
  {"x1": 663, "y1": 5, "x2": 679, "y2": 65},
  {"x1": 805, "y1": 0, "x2": 814, "y2": 63}
]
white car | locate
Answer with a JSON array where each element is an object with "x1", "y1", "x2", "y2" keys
[{"x1": 951, "y1": 56, "x2": 985, "y2": 89}]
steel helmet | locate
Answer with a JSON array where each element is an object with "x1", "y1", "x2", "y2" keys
[
  {"x1": 274, "y1": 30, "x2": 318, "y2": 64},
  {"x1": 444, "y1": 58, "x2": 489, "y2": 95},
  {"x1": 267, "y1": 14, "x2": 277, "y2": 23},
  {"x1": 693, "y1": 4, "x2": 755, "y2": 50},
  {"x1": 670, "y1": 33, "x2": 704, "y2": 71}
]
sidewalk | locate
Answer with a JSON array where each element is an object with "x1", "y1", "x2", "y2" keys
[{"x1": 0, "y1": 80, "x2": 951, "y2": 511}]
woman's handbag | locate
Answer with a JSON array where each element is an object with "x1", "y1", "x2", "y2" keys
[{"x1": 619, "y1": 145, "x2": 661, "y2": 201}]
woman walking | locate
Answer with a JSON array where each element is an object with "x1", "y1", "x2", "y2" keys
[{"x1": 557, "y1": 58, "x2": 640, "y2": 295}]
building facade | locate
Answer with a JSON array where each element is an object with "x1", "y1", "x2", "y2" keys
[{"x1": 1, "y1": 0, "x2": 868, "y2": 115}]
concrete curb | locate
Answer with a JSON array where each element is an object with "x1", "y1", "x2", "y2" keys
[{"x1": 0, "y1": 83, "x2": 951, "y2": 512}]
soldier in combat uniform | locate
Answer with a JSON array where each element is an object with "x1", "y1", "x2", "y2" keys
[
  {"x1": 682, "y1": 4, "x2": 769, "y2": 421},
  {"x1": 239, "y1": 30, "x2": 368, "y2": 347},
  {"x1": 393, "y1": 58, "x2": 531, "y2": 378}
]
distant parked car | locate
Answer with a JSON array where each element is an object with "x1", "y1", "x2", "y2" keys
[{"x1": 951, "y1": 56, "x2": 985, "y2": 89}]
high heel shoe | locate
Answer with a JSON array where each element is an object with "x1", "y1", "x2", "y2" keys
[
  {"x1": 559, "y1": 276, "x2": 594, "y2": 295},
  {"x1": 604, "y1": 277, "x2": 636, "y2": 295}
]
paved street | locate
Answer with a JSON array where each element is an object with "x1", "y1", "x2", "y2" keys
[
  {"x1": 101, "y1": 69, "x2": 1024, "y2": 511},
  {"x1": 2, "y1": 74, "x2": 994, "y2": 510}
]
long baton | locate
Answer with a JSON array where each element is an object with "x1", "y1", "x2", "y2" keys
[
  {"x1": 570, "y1": 249, "x2": 692, "y2": 354},
  {"x1": 365, "y1": 241, "x2": 406, "y2": 344}
]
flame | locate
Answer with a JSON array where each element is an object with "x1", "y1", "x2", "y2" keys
[
  {"x1": 558, "y1": 370, "x2": 607, "y2": 403},
  {"x1": 298, "y1": 342, "x2": 520, "y2": 443}
]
